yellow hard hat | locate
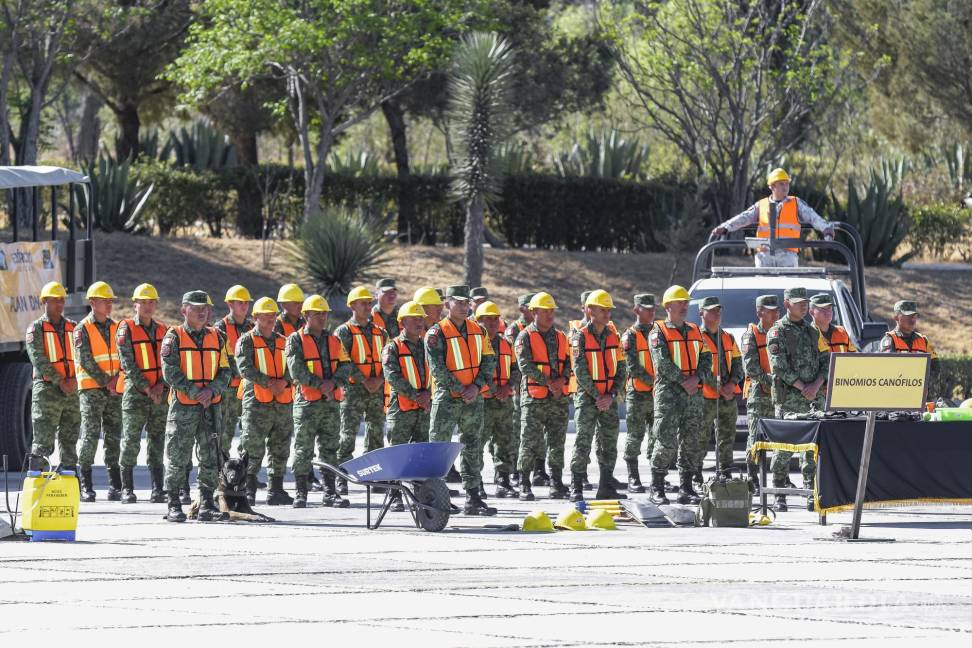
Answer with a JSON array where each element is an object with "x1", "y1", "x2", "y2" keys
[
  {"x1": 85, "y1": 281, "x2": 115, "y2": 300},
  {"x1": 475, "y1": 300, "x2": 502, "y2": 319},
  {"x1": 301, "y1": 294, "x2": 330, "y2": 313},
  {"x1": 40, "y1": 281, "x2": 67, "y2": 302},
  {"x1": 347, "y1": 285, "x2": 374, "y2": 306},
  {"x1": 277, "y1": 283, "x2": 305, "y2": 304},
  {"x1": 528, "y1": 292, "x2": 557, "y2": 310},
  {"x1": 413, "y1": 286, "x2": 443, "y2": 306},
  {"x1": 521, "y1": 511, "x2": 554, "y2": 532},
  {"x1": 767, "y1": 167, "x2": 790, "y2": 185},
  {"x1": 554, "y1": 508, "x2": 589, "y2": 531},
  {"x1": 397, "y1": 300, "x2": 426, "y2": 321},
  {"x1": 960, "y1": 398, "x2": 972, "y2": 409},
  {"x1": 252, "y1": 297, "x2": 279, "y2": 315},
  {"x1": 585, "y1": 289, "x2": 615, "y2": 309},
  {"x1": 662, "y1": 285, "x2": 691, "y2": 305},
  {"x1": 131, "y1": 283, "x2": 158, "y2": 301},
  {"x1": 225, "y1": 284, "x2": 252, "y2": 302},
  {"x1": 585, "y1": 508, "x2": 617, "y2": 530}
]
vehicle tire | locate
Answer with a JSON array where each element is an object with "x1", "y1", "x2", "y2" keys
[
  {"x1": 414, "y1": 478, "x2": 450, "y2": 532},
  {"x1": 0, "y1": 362, "x2": 32, "y2": 465}
]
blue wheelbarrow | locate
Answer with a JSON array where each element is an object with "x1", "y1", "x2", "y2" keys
[{"x1": 313, "y1": 442, "x2": 462, "y2": 532}]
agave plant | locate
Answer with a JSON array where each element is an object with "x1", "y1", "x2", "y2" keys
[
  {"x1": 553, "y1": 129, "x2": 649, "y2": 180},
  {"x1": 162, "y1": 119, "x2": 237, "y2": 172},
  {"x1": 328, "y1": 150, "x2": 381, "y2": 176},
  {"x1": 75, "y1": 155, "x2": 154, "y2": 233},
  {"x1": 831, "y1": 169, "x2": 911, "y2": 266},
  {"x1": 494, "y1": 141, "x2": 535, "y2": 175}
]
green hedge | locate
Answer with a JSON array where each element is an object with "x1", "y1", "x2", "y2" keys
[{"x1": 937, "y1": 356, "x2": 972, "y2": 403}]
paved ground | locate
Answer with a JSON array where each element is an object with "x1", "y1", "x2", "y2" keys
[{"x1": 2, "y1": 432, "x2": 970, "y2": 645}]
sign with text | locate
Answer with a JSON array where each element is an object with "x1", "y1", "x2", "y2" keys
[
  {"x1": 0, "y1": 241, "x2": 63, "y2": 345},
  {"x1": 826, "y1": 352, "x2": 930, "y2": 411}
]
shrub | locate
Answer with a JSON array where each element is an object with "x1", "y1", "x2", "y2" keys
[
  {"x1": 907, "y1": 202, "x2": 972, "y2": 262},
  {"x1": 937, "y1": 356, "x2": 972, "y2": 403},
  {"x1": 134, "y1": 162, "x2": 233, "y2": 236}
]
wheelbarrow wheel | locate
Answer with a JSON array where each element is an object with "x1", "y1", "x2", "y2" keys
[{"x1": 414, "y1": 479, "x2": 451, "y2": 532}]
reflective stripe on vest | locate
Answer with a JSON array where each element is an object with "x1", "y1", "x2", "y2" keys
[
  {"x1": 297, "y1": 331, "x2": 345, "y2": 402},
  {"x1": 483, "y1": 336, "x2": 512, "y2": 399},
  {"x1": 173, "y1": 326, "x2": 223, "y2": 405},
  {"x1": 655, "y1": 320, "x2": 703, "y2": 377},
  {"x1": 626, "y1": 327, "x2": 655, "y2": 393},
  {"x1": 526, "y1": 329, "x2": 569, "y2": 399},
  {"x1": 395, "y1": 339, "x2": 430, "y2": 411},
  {"x1": 77, "y1": 320, "x2": 120, "y2": 390},
  {"x1": 223, "y1": 316, "x2": 251, "y2": 388},
  {"x1": 439, "y1": 318, "x2": 485, "y2": 389},
  {"x1": 40, "y1": 320, "x2": 76, "y2": 381},
  {"x1": 250, "y1": 334, "x2": 292, "y2": 404},
  {"x1": 348, "y1": 322, "x2": 384, "y2": 383},
  {"x1": 887, "y1": 331, "x2": 928, "y2": 354},
  {"x1": 743, "y1": 323, "x2": 770, "y2": 397},
  {"x1": 582, "y1": 328, "x2": 620, "y2": 396},
  {"x1": 819, "y1": 325, "x2": 852, "y2": 353},
  {"x1": 117, "y1": 319, "x2": 167, "y2": 392},
  {"x1": 701, "y1": 329, "x2": 741, "y2": 400},
  {"x1": 757, "y1": 197, "x2": 801, "y2": 252},
  {"x1": 276, "y1": 315, "x2": 301, "y2": 337}
]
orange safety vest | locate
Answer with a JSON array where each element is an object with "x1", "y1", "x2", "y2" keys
[
  {"x1": 757, "y1": 196, "x2": 801, "y2": 252},
  {"x1": 439, "y1": 318, "x2": 486, "y2": 390},
  {"x1": 482, "y1": 336, "x2": 513, "y2": 399},
  {"x1": 116, "y1": 319, "x2": 167, "y2": 393},
  {"x1": 222, "y1": 315, "x2": 251, "y2": 388},
  {"x1": 248, "y1": 334, "x2": 292, "y2": 404},
  {"x1": 701, "y1": 329, "x2": 741, "y2": 400},
  {"x1": 525, "y1": 329, "x2": 570, "y2": 399},
  {"x1": 276, "y1": 315, "x2": 302, "y2": 337},
  {"x1": 38, "y1": 320, "x2": 76, "y2": 382},
  {"x1": 297, "y1": 331, "x2": 345, "y2": 403},
  {"x1": 346, "y1": 322, "x2": 384, "y2": 384},
  {"x1": 626, "y1": 327, "x2": 655, "y2": 393},
  {"x1": 394, "y1": 338, "x2": 430, "y2": 411},
  {"x1": 886, "y1": 331, "x2": 929, "y2": 354},
  {"x1": 743, "y1": 323, "x2": 771, "y2": 397},
  {"x1": 77, "y1": 320, "x2": 120, "y2": 390},
  {"x1": 655, "y1": 320, "x2": 703, "y2": 379},
  {"x1": 172, "y1": 326, "x2": 223, "y2": 405},
  {"x1": 580, "y1": 327, "x2": 621, "y2": 396},
  {"x1": 819, "y1": 325, "x2": 853, "y2": 353}
]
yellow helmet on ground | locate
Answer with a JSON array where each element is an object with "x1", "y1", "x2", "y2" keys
[
  {"x1": 521, "y1": 511, "x2": 554, "y2": 532},
  {"x1": 347, "y1": 285, "x2": 374, "y2": 306},
  {"x1": 397, "y1": 300, "x2": 426, "y2": 321},
  {"x1": 528, "y1": 292, "x2": 557, "y2": 310},
  {"x1": 585, "y1": 289, "x2": 615, "y2": 309},
  {"x1": 40, "y1": 281, "x2": 66, "y2": 302},
  {"x1": 585, "y1": 508, "x2": 617, "y2": 530},
  {"x1": 225, "y1": 284, "x2": 252, "y2": 302},
  {"x1": 252, "y1": 297, "x2": 279, "y2": 315},
  {"x1": 554, "y1": 508, "x2": 589, "y2": 531},
  {"x1": 662, "y1": 285, "x2": 690, "y2": 305},
  {"x1": 413, "y1": 286, "x2": 442, "y2": 306},
  {"x1": 301, "y1": 294, "x2": 330, "y2": 313},
  {"x1": 86, "y1": 281, "x2": 115, "y2": 300},
  {"x1": 132, "y1": 283, "x2": 158, "y2": 301},
  {"x1": 277, "y1": 283, "x2": 305, "y2": 304},
  {"x1": 475, "y1": 300, "x2": 502, "y2": 319},
  {"x1": 767, "y1": 167, "x2": 790, "y2": 185}
]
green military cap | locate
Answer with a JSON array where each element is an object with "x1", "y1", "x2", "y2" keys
[
  {"x1": 375, "y1": 278, "x2": 396, "y2": 292},
  {"x1": 809, "y1": 293, "x2": 834, "y2": 308},
  {"x1": 633, "y1": 293, "x2": 656, "y2": 308},
  {"x1": 894, "y1": 300, "x2": 918, "y2": 315},
  {"x1": 784, "y1": 287, "x2": 808, "y2": 303},
  {"x1": 182, "y1": 290, "x2": 211, "y2": 306},
  {"x1": 756, "y1": 294, "x2": 778, "y2": 309},
  {"x1": 580, "y1": 290, "x2": 592, "y2": 305},
  {"x1": 699, "y1": 296, "x2": 721, "y2": 310},
  {"x1": 446, "y1": 285, "x2": 471, "y2": 300},
  {"x1": 470, "y1": 287, "x2": 489, "y2": 299},
  {"x1": 517, "y1": 293, "x2": 535, "y2": 306}
]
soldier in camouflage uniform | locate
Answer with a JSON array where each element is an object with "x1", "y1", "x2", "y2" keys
[
  {"x1": 75, "y1": 281, "x2": 123, "y2": 502},
  {"x1": 237, "y1": 297, "x2": 295, "y2": 506},
  {"x1": 698, "y1": 297, "x2": 744, "y2": 481},
  {"x1": 426, "y1": 285, "x2": 497, "y2": 515},
  {"x1": 117, "y1": 283, "x2": 169, "y2": 504},
  {"x1": 767, "y1": 287, "x2": 828, "y2": 511},
  {"x1": 371, "y1": 278, "x2": 401, "y2": 340},
  {"x1": 741, "y1": 294, "x2": 780, "y2": 493},
  {"x1": 879, "y1": 300, "x2": 940, "y2": 395},
  {"x1": 25, "y1": 281, "x2": 80, "y2": 474},
  {"x1": 513, "y1": 292, "x2": 570, "y2": 502},
  {"x1": 621, "y1": 293, "x2": 657, "y2": 494},
  {"x1": 213, "y1": 285, "x2": 253, "y2": 455},
  {"x1": 160, "y1": 290, "x2": 232, "y2": 522},
  {"x1": 810, "y1": 293, "x2": 858, "y2": 411},
  {"x1": 504, "y1": 292, "x2": 534, "y2": 486},
  {"x1": 286, "y1": 294, "x2": 352, "y2": 508},
  {"x1": 647, "y1": 286, "x2": 713, "y2": 506},
  {"x1": 570, "y1": 290, "x2": 628, "y2": 501}
]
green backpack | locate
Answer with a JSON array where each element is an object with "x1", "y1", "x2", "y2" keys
[{"x1": 698, "y1": 476, "x2": 751, "y2": 528}]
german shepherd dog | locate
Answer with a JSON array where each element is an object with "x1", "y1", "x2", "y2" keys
[{"x1": 189, "y1": 452, "x2": 274, "y2": 523}]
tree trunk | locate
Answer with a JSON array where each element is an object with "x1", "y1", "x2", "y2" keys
[
  {"x1": 463, "y1": 195, "x2": 484, "y2": 287},
  {"x1": 381, "y1": 99, "x2": 415, "y2": 242},
  {"x1": 232, "y1": 131, "x2": 263, "y2": 237},
  {"x1": 13, "y1": 85, "x2": 45, "y2": 231},
  {"x1": 115, "y1": 100, "x2": 140, "y2": 161},
  {"x1": 77, "y1": 93, "x2": 102, "y2": 163}
]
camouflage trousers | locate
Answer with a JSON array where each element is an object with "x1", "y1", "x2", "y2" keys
[
  {"x1": 772, "y1": 391, "x2": 817, "y2": 482},
  {"x1": 240, "y1": 401, "x2": 293, "y2": 479},
  {"x1": 746, "y1": 393, "x2": 774, "y2": 451},
  {"x1": 385, "y1": 403, "x2": 429, "y2": 446},
  {"x1": 292, "y1": 400, "x2": 340, "y2": 476},
  {"x1": 30, "y1": 382, "x2": 80, "y2": 467},
  {"x1": 119, "y1": 389, "x2": 168, "y2": 470},
  {"x1": 701, "y1": 396, "x2": 738, "y2": 474},
  {"x1": 163, "y1": 401, "x2": 220, "y2": 492},
  {"x1": 337, "y1": 385, "x2": 385, "y2": 464},
  {"x1": 429, "y1": 393, "x2": 484, "y2": 491},
  {"x1": 516, "y1": 395, "x2": 568, "y2": 474},
  {"x1": 571, "y1": 393, "x2": 620, "y2": 475},
  {"x1": 220, "y1": 388, "x2": 243, "y2": 453},
  {"x1": 650, "y1": 390, "x2": 703, "y2": 476},
  {"x1": 78, "y1": 388, "x2": 123, "y2": 468},
  {"x1": 481, "y1": 396, "x2": 516, "y2": 474},
  {"x1": 624, "y1": 390, "x2": 655, "y2": 461}
]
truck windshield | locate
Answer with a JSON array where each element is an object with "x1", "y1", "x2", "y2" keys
[{"x1": 687, "y1": 289, "x2": 842, "y2": 329}]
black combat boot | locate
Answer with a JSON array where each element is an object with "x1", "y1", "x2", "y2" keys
[
  {"x1": 120, "y1": 467, "x2": 137, "y2": 504},
  {"x1": 337, "y1": 475, "x2": 349, "y2": 495},
  {"x1": 495, "y1": 471, "x2": 518, "y2": 499},
  {"x1": 266, "y1": 475, "x2": 294, "y2": 506},
  {"x1": 582, "y1": 473, "x2": 594, "y2": 491},
  {"x1": 308, "y1": 468, "x2": 322, "y2": 492},
  {"x1": 595, "y1": 465, "x2": 627, "y2": 500},
  {"x1": 719, "y1": 468, "x2": 734, "y2": 480},
  {"x1": 389, "y1": 490, "x2": 405, "y2": 512},
  {"x1": 245, "y1": 473, "x2": 258, "y2": 506},
  {"x1": 463, "y1": 489, "x2": 497, "y2": 516},
  {"x1": 80, "y1": 466, "x2": 96, "y2": 502},
  {"x1": 27, "y1": 454, "x2": 46, "y2": 472},
  {"x1": 677, "y1": 472, "x2": 701, "y2": 505},
  {"x1": 150, "y1": 466, "x2": 166, "y2": 503},
  {"x1": 293, "y1": 475, "x2": 308, "y2": 509},
  {"x1": 518, "y1": 471, "x2": 535, "y2": 501},
  {"x1": 532, "y1": 463, "x2": 551, "y2": 487},
  {"x1": 106, "y1": 465, "x2": 122, "y2": 502},
  {"x1": 446, "y1": 464, "x2": 462, "y2": 483},
  {"x1": 805, "y1": 475, "x2": 815, "y2": 512},
  {"x1": 478, "y1": 480, "x2": 488, "y2": 500},
  {"x1": 548, "y1": 468, "x2": 568, "y2": 500},
  {"x1": 746, "y1": 461, "x2": 761, "y2": 496},
  {"x1": 626, "y1": 458, "x2": 645, "y2": 493},
  {"x1": 649, "y1": 472, "x2": 670, "y2": 505},
  {"x1": 568, "y1": 473, "x2": 585, "y2": 503},
  {"x1": 180, "y1": 467, "x2": 192, "y2": 505},
  {"x1": 323, "y1": 473, "x2": 350, "y2": 508},
  {"x1": 197, "y1": 487, "x2": 223, "y2": 522},
  {"x1": 510, "y1": 470, "x2": 520, "y2": 487},
  {"x1": 693, "y1": 470, "x2": 704, "y2": 491},
  {"x1": 165, "y1": 492, "x2": 186, "y2": 523},
  {"x1": 773, "y1": 475, "x2": 788, "y2": 512}
]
